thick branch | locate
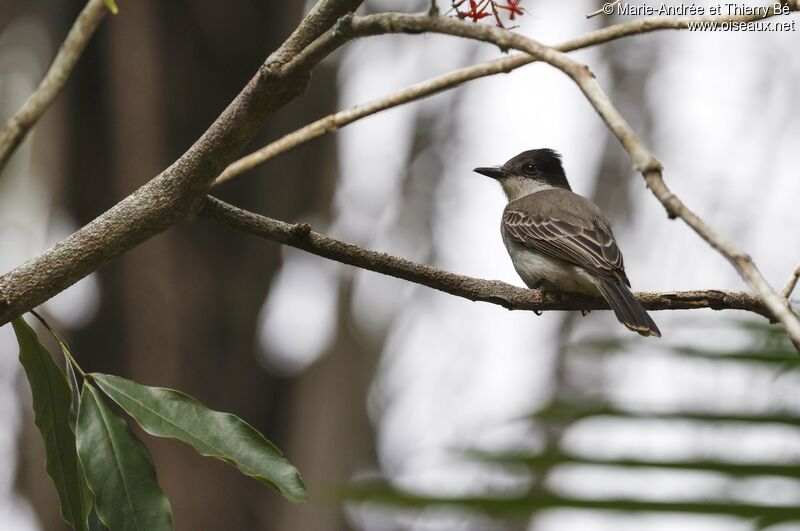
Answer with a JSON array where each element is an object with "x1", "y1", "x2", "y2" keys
[
  {"x1": 0, "y1": 0, "x2": 364, "y2": 326},
  {"x1": 0, "y1": 0, "x2": 109, "y2": 173},
  {"x1": 215, "y1": 2, "x2": 793, "y2": 186},
  {"x1": 201, "y1": 197, "x2": 771, "y2": 319}
]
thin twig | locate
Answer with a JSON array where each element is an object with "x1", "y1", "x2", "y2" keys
[
  {"x1": 215, "y1": 62, "x2": 522, "y2": 186},
  {"x1": 0, "y1": 0, "x2": 110, "y2": 174},
  {"x1": 215, "y1": 3, "x2": 791, "y2": 186},
  {"x1": 781, "y1": 264, "x2": 800, "y2": 299},
  {"x1": 587, "y1": 0, "x2": 620, "y2": 19},
  {"x1": 201, "y1": 197, "x2": 771, "y2": 318}
]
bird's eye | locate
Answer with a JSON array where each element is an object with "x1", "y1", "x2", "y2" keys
[{"x1": 522, "y1": 163, "x2": 536, "y2": 175}]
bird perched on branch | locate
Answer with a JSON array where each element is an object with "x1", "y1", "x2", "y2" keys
[{"x1": 474, "y1": 148, "x2": 661, "y2": 337}]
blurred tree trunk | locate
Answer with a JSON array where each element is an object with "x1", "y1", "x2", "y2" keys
[
  {"x1": 272, "y1": 282, "x2": 378, "y2": 531},
  {"x1": 14, "y1": 1, "x2": 342, "y2": 529},
  {"x1": 271, "y1": 92, "x2": 473, "y2": 529}
]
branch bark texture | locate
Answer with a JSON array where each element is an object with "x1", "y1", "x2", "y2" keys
[
  {"x1": 201, "y1": 197, "x2": 771, "y2": 319},
  {"x1": 0, "y1": 0, "x2": 364, "y2": 326}
]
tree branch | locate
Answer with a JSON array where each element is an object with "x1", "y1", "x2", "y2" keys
[
  {"x1": 2, "y1": 0, "x2": 797, "y2": 347},
  {"x1": 200, "y1": 196, "x2": 772, "y2": 319},
  {"x1": 0, "y1": 0, "x2": 110, "y2": 174},
  {"x1": 214, "y1": 2, "x2": 793, "y2": 186},
  {"x1": 781, "y1": 264, "x2": 800, "y2": 299},
  {"x1": 330, "y1": 11, "x2": 800, "y2": 349},
  {"x1": 0, "y1": 0, "x2": 364, "y2": 326},
  {"x1": 216, "y1": 58, "x2": 517, "y2": 186},
  {"x1": 587, "y1": 0, "x2": 620, "y2": 19}
]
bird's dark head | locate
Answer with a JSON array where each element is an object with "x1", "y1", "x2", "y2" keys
[{"x1": 473, "y1": 148, "x2": 571, "y2": 201}]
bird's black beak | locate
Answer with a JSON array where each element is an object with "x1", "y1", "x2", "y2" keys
[{"x1": 473, "y1": 166, "x2": 508, "y2": 180}]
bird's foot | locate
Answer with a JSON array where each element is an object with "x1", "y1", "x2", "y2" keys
[
  {"x1": 534, "y1": 310, "x2": 543, "y2": 316},
  {"x1": 581, "y1": 309, "x2": 591, "y2": 317}
]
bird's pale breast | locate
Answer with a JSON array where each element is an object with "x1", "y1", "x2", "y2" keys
[{"x1": 502, "y1": 235, "x2": 600, "y2": 295}]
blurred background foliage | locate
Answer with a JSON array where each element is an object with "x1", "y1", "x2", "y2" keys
[
  {"x1": 345, "y1": 322, "x2": 800, "y2": 530},
  {"x1": 1, "y1": 0, "x2": 798, "y2": 530}
]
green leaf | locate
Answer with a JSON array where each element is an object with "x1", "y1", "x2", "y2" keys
[
  {"x1": 87, "y1": 509, "x2": 105, "y2": 531},
  {"x1": 91, "y1": 373, "x2": 308, "y2": 503},
  {"x1": 12, "y1": 317, "x2": 91, "y2": 531},
  {"x1": 65, "y1": 356, "x2": 81, "y2": 429},
  {"x1": 76, "y1": 383, "x2": 172, "y2": 531},
  {"x1": 58, "y1": 337, "x2": 104, "y2": 531},
  {"x1": 104, "y1": 0, "x2": 119, "y2": 14},
  {"x1": 84, "y1": 491, "x2": 104, "y2": 531}
]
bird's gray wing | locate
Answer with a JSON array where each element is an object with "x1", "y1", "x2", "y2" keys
[{"x1": 503, "y1": 199, "x2": 629, "y2": 285}]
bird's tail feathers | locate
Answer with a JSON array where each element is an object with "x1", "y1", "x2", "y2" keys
[{"x1": 595, "y1": 278, "x2": 661, "y2": 337}]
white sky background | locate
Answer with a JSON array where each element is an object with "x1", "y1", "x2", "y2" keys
[
  {"x1": 260, "y1": 0, "x2": 800, "y2": 529},
  {"x1": 0, "y1": 0, "x2": 799, "y2": 530}
]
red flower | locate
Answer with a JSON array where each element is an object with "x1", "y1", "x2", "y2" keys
[
  {"x1": 496, "y1": 0, "x2": 524, "y2": 20},
  {"x1": 452, "y1": 0, "x2": 524, "y2": 25},
  {"x1": 462, "y1": 0, "x2": 491, "y2": 22}
]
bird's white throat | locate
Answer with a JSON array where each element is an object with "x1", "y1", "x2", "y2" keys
[{"x1": 499, "y1": 176, "x2": 555, "y2": 201}]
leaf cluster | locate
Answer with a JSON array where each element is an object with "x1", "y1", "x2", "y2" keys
[{"x1": 12, "y1": 316, "x2": 307, "y2": 530}]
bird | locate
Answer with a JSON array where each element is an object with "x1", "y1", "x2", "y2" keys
[{"x1": 473, "y1": 148, "x2": 661, "y2": 337}]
